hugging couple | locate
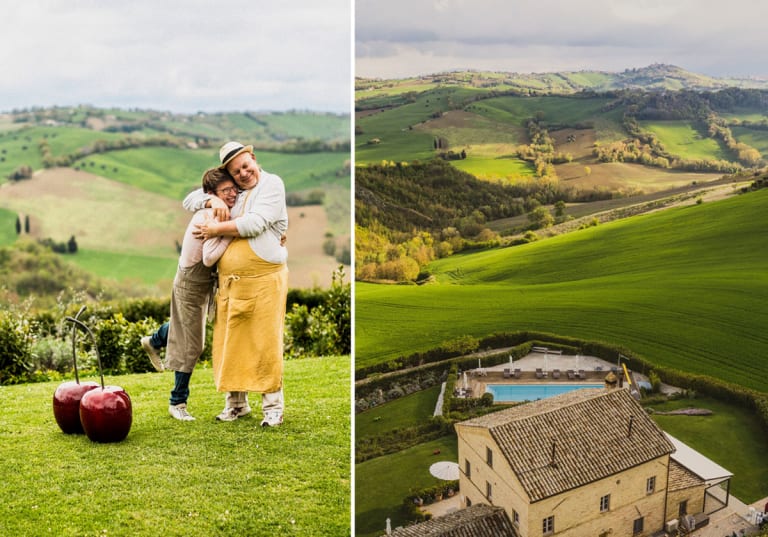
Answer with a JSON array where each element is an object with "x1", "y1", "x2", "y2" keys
[{"x1": 141, "y1": 141, "x2": 288, "y2": 427}]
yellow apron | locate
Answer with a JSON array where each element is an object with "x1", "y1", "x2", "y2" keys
[{"x1": 212, "y1": 237, "x2": 288, "y2": 393}]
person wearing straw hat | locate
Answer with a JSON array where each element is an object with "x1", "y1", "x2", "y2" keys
[{"x1": 183, "y1": 142, "x2": 288, "y2": 427}]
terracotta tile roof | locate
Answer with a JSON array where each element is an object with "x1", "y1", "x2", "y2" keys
[
  {"x1": 668, "y1": 459, "x2": 705, "y2": 491},
  {"x1": 384, "y1": 504, "x2": 518, "y2": 537},
  {"x1": 457, "y1": 388, "x2": 675, "y2": 502}
]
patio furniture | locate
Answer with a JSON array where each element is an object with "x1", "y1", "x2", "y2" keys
[
  {"x1": 577, "y1": 369, "x2": 586, "y2": 379},
  {"x1": 513, "y1": 369, "x2": 522, "y2": 378},
  {"x1": 566, "y1": 369, "x2": 575, "y2": 379},
  {"x1": 552, "y1": 369, "x2": 561, "y2": 379},
  {"x1": 503, "y1": 368, "x2": 511, "y2": 378},
  {"x1": 535, "y1": 368, "x2": 545, "y2": 379}
]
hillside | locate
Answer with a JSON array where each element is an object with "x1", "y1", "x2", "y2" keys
[
  {"x1": 354, "y1": 65, "x2": 768, "y2": 283},
  {"x1": 0, "y1": 106, "x2": 351, "y2": 298},
  {"x1": 355, "y1": 185, "x2": 768, "y2": 395},
  {"x1": 356, "y1": 64, "x2": 768, "y2": 103}
]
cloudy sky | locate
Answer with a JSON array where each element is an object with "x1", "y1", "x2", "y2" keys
[
  {"x1": 0, "y1": 0, "x2": 351, "y2": 114},
  {"x1": 356, "y1": 0, "x2": 768, "y2": 80}
]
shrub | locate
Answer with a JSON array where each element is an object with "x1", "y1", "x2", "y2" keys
[
  {"x1": 648, "y1": 370, "x2": 662, "y2": 393},
  {"x1": 0, "y1": 266, "x2": 350, "y2": 382},
  {"x1": 284, "y1": 266, "x2": 350, "y2": 359},
  {"x1": 118, "y1": 298, "x2": 170, "y2": 323},
  {"x1": 121, "y1": 317, "x2": 162, "y2": 374},
  {"x1": 92, "y1": 314, "x2": 127, "y2": 372},
  {"x1": 0, "y1": 310, "x2": 33, "y2": 384},
  {"x1": 29, "y1": 336, "x2": 73, "y2": 373}
]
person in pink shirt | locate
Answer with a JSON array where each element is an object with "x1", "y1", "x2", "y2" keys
[{"x1": 148, "y1": 167, "x2": 238, "y2": 421}]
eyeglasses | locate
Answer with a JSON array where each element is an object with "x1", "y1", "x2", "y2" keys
[{"x1": 216, "y1": 186, "x2": 238, "y2": 195}]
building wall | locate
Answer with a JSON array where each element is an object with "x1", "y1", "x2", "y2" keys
[
  {"x1": 457, "y1": 425, "x2": 672, "y2": 537},
  {"x1": 666, "y1": 485, "x2": 706, "y2": 523}
]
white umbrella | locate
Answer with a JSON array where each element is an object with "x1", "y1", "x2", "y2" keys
[
  {"x1": 462, "y1": 372, "x2": 468, "y2": 390},
  {"x1": 430, "y1": 461, "x2": 460, "y2": 481}
]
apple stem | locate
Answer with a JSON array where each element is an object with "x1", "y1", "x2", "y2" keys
[
  {"x1": 65, "y1": 311, "x2": 105, "y2": 389},
  {"x1": 69, "y1": 306, "x2": 87, "y2": 384}
]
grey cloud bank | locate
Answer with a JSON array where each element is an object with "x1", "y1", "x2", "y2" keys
[
  {"x1": 0, "y1": 0, "x2": 351, "y2": 113},
  {"x1": 356, "y1": 0, "x2": 768, "y2": 80}
]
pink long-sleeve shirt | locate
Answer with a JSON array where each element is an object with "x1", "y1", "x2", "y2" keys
[{"x1": 179, "y1": 209, "x2": 232, "y2": 268}]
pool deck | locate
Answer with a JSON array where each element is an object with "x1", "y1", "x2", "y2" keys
[{"x1": 458, "y1": 351, "x2": 668, "y2": 400}]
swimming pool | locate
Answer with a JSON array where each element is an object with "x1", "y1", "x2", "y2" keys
[{"x1": 486, "y1": 383, "x2": 604, "y2": 402}]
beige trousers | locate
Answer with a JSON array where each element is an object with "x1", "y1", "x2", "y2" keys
[{"x1": 225, "y1": 388, "x2": 283, "y2": 413}]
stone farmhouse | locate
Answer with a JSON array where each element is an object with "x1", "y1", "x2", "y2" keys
[
  {"x1": 454, "y1": 385, "x2": 732, "y2": 536},
  {"x1": 383, "y1": 504, "x2": 518, "y2": 536}
]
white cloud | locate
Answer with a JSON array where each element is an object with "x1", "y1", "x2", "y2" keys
[{"x1": 0, "y1": 0, "x2": 351, "y2": 113}]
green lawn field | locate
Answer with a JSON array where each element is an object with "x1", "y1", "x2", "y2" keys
[
  {"x1": 355, "y1": 436, "x2": 458, "y2": 537},
  {"x1": 732, "y1": 126, "x2": 768, "y2": 158},
  {"x1": 0, "y1": 207, "x2": 18, "y2": 245},
  {"x1": 0, "y1": 356, "x2": 350, "y2": 537},
  {"x1": 471, "y1": 95, "x2": 619, "y2": 127},
  {"x1": 355, "y1": 189, "x2": 768, "y2": 394},
  {"x1": 355, "y1": 385, "x2": 441, "y2": 440},
  {"x1": 648, "y1": 396, "x2": 768, "y2": 503},
  {"x1": 639, "y1": 120, "x2": 731, "y2": 161},
  {"x1": 71, "y1": 248, "x2": 177, "y2": 287}
]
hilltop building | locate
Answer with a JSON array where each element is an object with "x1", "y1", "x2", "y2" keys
[{"x1": 454, "y1": 385, "x2": 732, "y2": 536}]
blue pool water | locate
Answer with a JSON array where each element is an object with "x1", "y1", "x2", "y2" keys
[{"x1": 486, "y1": 383, "x2": 604, "y2": 402}]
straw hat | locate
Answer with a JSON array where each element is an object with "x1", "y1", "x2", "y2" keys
[{"x1": 218, "y1": 141, "x2": 253, "y2": 168}]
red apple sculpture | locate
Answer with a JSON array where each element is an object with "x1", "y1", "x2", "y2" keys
[
  {"x1": 53, "y1": 306, "x2": 99, "y2": 434},
  {"x1": 67, "y1": 314, "x2": 133, "y2": 443}
]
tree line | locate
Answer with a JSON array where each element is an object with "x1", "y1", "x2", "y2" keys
[{"x1": 355, "y1": 160, "x2": 614, "y2": 282}]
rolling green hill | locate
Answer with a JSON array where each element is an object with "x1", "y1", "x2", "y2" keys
[
  {"x1": 355, "y1": 188, "x2": 768, "y2": 393},
  {"x1": 356, "y1": 67, "x2": 768, "y2": 187},
  {"x1": 0, "y1": 106, "x2": 350, "y2": 299},
  {"x1": 356, "y1": 64, "x2": 768, "y2": 104},
  {"x1": 354, "y1": 66, "x2": 767, "y2": 287}
]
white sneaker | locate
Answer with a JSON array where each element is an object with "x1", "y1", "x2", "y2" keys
[
  {"x1": 141, "y1": 336, "x2": 164, "y2": 372},
  {"x1": 169, "y1": 403, "x2": 195, "y2": 421},
  {"x1": 261, "y1": 411, "x2": 283, "y2": 427},
  {"x1": 215, "y1": 405, "x2": 252, "y2": 422}
]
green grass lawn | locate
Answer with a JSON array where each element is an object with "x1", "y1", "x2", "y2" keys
[
  {"x1": 452, "y1": 153, "x2": 533, "y2": 181},
  {"x1": 355, "y1": 385, "x2": 441, "y2": 440},
  {"x1": 639, "y1": 120, "x2": 731, "y2": 161},
  {"x1": 473, "y1": 95, "x2": 619, "y2": 127},
  {"x1": 70, "y1": 248, "x2": 177, "y2": 289},
  {"x1": 0, "y1": 355, "x2": 350, "y2": 536},
  {"x1": 732, "y1": 126, "x2": 768, "y2": 157},
  {"x1": 355, "y1": 436, "x2": 458, "y2": 537},
  {"x1": 647, "y1": 396, "x2": 768, "y2": 503},
  {"x1": 0, "y1": 207, "x2": 18, "y2": 245},
  {"x1": 355, "y1": 189, "x2": 768, "y2": 395}
]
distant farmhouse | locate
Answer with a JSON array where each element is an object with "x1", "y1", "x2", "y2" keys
[{"x1": 449, "y1": 385, "x2": 732, "y2": 537}]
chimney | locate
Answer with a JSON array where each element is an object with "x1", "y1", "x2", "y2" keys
[{"x1": 549, "y1": 441, "x2": 557, "y2": 468}]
